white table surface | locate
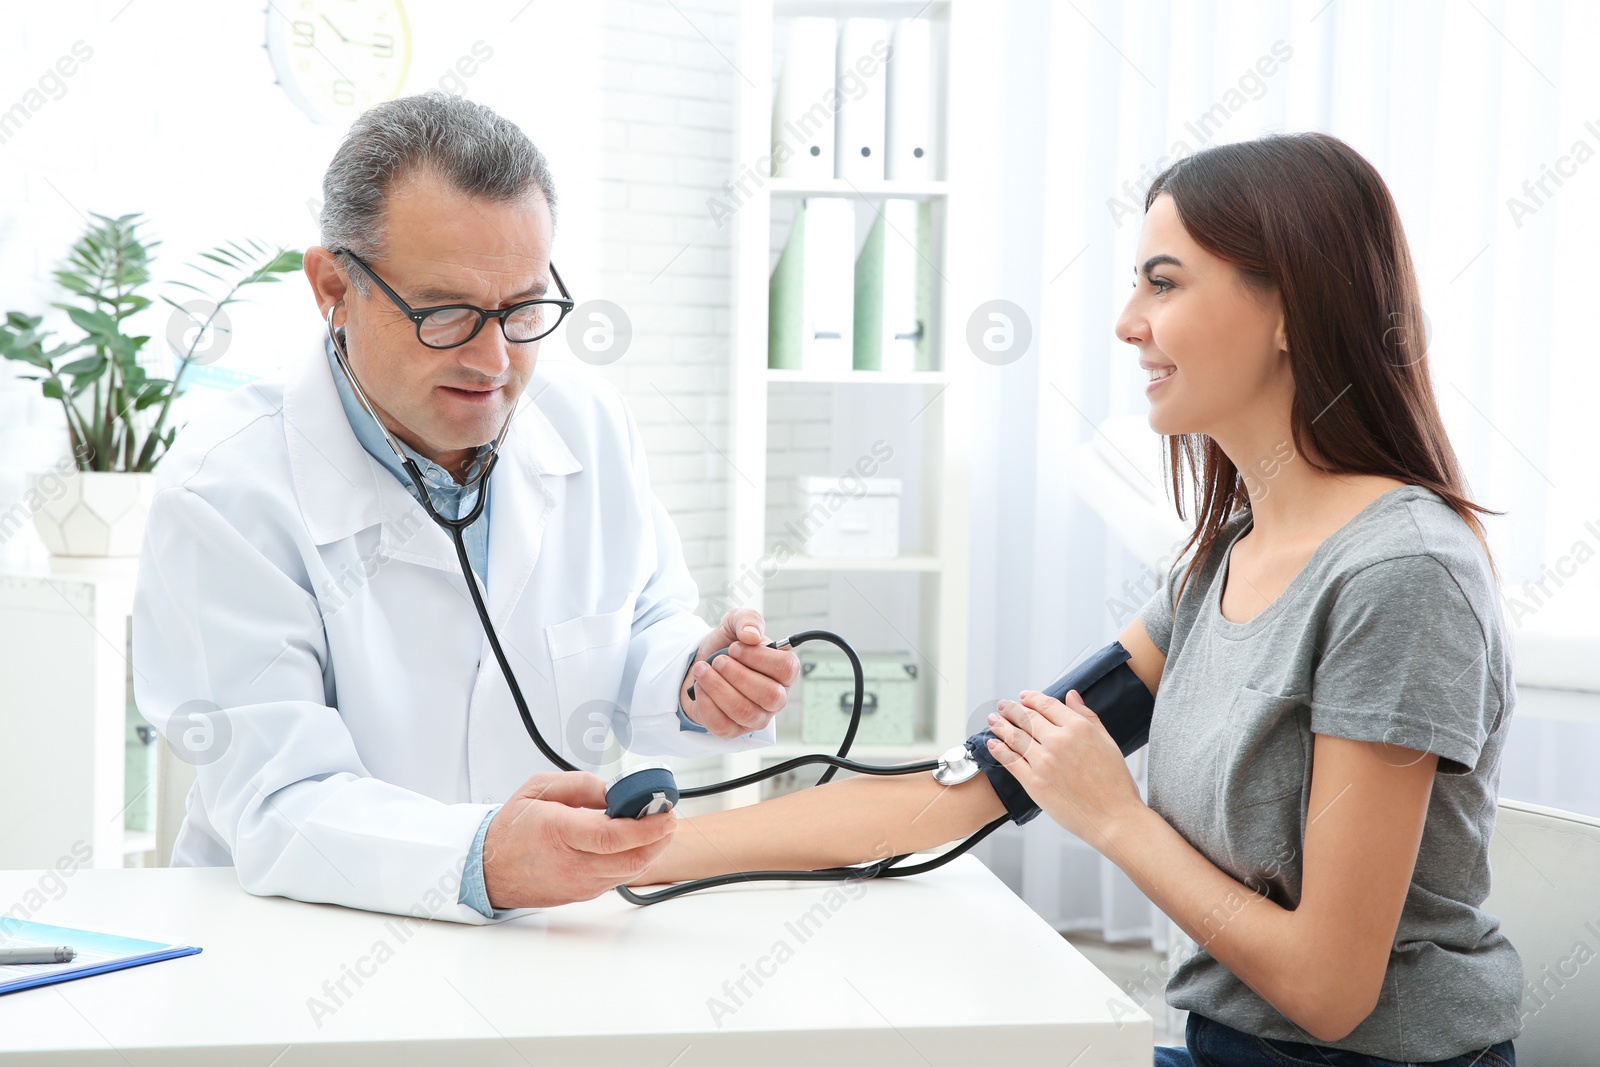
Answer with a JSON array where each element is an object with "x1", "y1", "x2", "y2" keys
[{"x1": 0, "y1": 859, "x2": 1152, "y2": 1066}]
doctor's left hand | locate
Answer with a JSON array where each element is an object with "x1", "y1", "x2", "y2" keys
[
  {"x1": 985, "y1": 689, "x2": 1148, "y2": 853},
  {"x1": 679, "y1": 609, "x2": 800, "y2": 738}
]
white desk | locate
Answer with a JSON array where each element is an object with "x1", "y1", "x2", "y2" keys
[{"x1": 0, "y1": 860, "x2": 1151, "y2": 1065}]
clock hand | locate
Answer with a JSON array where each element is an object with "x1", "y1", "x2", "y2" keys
[
  {"x1": 319, "y1": 14, "x2": 350, "y2": 44},
  {"x1": 319, "y1": 15, "x2": 386, "y2": 54}
]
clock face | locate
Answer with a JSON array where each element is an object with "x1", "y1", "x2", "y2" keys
[{"x1": 265, "y1": 0, "x2": 412, "y2": 124}]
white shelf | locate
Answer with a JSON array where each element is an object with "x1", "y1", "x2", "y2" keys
[
  {"x1": 767, "y1": 368, "x2": 948, "y2": 385},
  {"x1": 767, "y1": 177, "x2": 950, "y2": 199},
  {"x1": 724, "y1": 1, "x2": 972, "y2": 812},
  {"x1": 778, "y1": 553, "x2": 941, "y2": 572},
  {"x1": 775, "y1": 0, "x2": 949, "y2": 17},
  {"x1": 0, "y1": 571, "x2": 137, "y2": 869}
]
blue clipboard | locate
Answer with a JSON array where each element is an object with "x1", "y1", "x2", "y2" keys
[{"x1": 0, "y1": 919, "x2": 201, "y2": 996}]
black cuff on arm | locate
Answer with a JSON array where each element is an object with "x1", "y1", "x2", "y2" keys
[
  {"x1": 967, "y1": 728, "x2": 1044, "y2": 824},
  {"x1": 964, "y1": 640, "x2": 1157, "y2": 826}
]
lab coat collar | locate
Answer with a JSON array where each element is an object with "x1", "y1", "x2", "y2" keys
[
  {"x1": 483, "y1": 373, "x2": 584, "y2": 626},
  {"x1": 281, "y1": 342, "x2": 582, "y2": 578}
]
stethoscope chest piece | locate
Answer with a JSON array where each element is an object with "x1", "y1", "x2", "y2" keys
[
  {"x1": 606, "y1": 764, "x2": 680, "y2": 819},
  {"x1": 933, "y1": 744, "x2": 982, "y2": 786}
]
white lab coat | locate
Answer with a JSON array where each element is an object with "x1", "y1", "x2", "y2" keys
[{"x1": 132, "y1": 346, "x2": 772, "y2": 923}]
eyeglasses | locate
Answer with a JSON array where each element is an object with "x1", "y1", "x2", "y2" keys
[{"x1": 335, "y1": 248, "x2": 575, "y2": 349}]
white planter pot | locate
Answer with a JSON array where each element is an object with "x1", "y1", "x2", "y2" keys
[{"x1": 30, "y1": 469, "x2": 156, "y2": 558}]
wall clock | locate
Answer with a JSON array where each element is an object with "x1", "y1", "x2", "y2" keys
[{"x1": 265, "y1": 0, "x2": 412, "y2": 124}]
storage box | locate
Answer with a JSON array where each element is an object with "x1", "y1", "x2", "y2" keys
[
  {"x1": 796, "y1": 476, "x2": 901, "y2": 558},
  {"x1": 799, "y1": 650, "x2": 919, "y2": 746}
]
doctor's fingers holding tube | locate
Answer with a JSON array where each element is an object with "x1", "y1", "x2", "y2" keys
[
  {"x1": 985, "y1": 689, "x2": 1146, "y2": 853},
  {"x1": 481, "y1": 771, "x2": 677, "y2": 909},
  {"x1": 679, "y1": 608, "x2": 801, "y2": 738}
]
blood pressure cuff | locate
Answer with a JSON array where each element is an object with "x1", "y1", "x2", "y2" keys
[{"x1": 966, "y1": 641, "x2": 1155, "y2": 825}]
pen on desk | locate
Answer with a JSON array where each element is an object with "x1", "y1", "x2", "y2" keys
[{"x1": 0, "y1": 946, "x2": 75, "y2": 964}]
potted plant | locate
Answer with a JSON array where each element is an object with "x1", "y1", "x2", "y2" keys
[{"x1": 0, "y1": 212, "x2": 301, "y2": 562}]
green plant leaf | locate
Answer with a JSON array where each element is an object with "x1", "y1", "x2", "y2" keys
[
  {"x1": 134, "y1": 382, "x2": 169, "y2": 410},
  {"x1": 53, "y1": 271, "x2": 96, "y2": 296},
  {"x1": 59, "y1": 304, "x2": 119, "y2": 338},
  {"x1": 267, "y1": 250, "x2": 305, "y2": 272},
  {"x1": 59, "y1": 355, "x2": 106, "y2": 377},
  {"x1": 107, "y1": 333, "x2": 148, "y2": 363},
  {"x1": 9, "y1": 352, "x2": 53, "y2": 369}
]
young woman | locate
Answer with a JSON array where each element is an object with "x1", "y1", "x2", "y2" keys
[{"x1": 636, "y1": 132, "x2": 1521, "y2": 1067}]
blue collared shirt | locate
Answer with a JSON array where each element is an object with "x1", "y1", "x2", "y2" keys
[
  {"x1": 326, "y1": 340, "x2": 704, "y2": 918},
  {"x1": 326, "y1": 339, "x2": 492, "y2": 584}
]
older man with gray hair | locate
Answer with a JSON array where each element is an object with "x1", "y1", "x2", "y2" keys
[{"x1": 132, "y1": 92, "x2": 798, "y2": 922}]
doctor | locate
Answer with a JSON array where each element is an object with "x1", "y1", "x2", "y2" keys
[{"x1": 132, "y1": 92, "x2": 799, "y2": 923}]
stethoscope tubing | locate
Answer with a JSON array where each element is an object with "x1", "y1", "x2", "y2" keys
[{"x1": 326, "y1": 308, "x2": 992, "y2": 904}]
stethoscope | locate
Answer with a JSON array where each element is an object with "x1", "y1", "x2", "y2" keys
[{"x1": 325, "y1": 305, "x2": 1009, "y2": 904}]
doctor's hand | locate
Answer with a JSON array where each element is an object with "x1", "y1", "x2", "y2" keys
[
  {"x1": 679, "y1": 609, "x2": 800, "y2": 738},
  {"x1": 481, "y1": 771, "x2": 677, "y2": 909},
  {"x1": 985, "y1": 689, "x2": 1148, "y2": 854}
]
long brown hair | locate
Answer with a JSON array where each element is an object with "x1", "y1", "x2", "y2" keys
[{"x1": 1144, "y1": 132, "x2": 1498, "y2": 603}]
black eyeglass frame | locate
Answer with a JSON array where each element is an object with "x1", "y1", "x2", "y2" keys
[{"x1": 334, "y1": 248, "x2": 575, "y2": 349}]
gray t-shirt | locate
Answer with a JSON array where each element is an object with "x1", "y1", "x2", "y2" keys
[{"x1": 1139, "y1": 484, "x2": 1522, "y2": 1061}]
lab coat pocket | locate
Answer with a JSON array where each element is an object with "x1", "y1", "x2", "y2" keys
[{"x1": 545, "y1": 595, "x2": 638, "y2": 761}]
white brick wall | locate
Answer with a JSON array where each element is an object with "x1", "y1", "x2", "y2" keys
[
  {"x1": 596, "y1": 0, "x2": 735, "y2": 622},
  {"x1": 597, "y1": 0, "x2": 831, "y2": 632}
]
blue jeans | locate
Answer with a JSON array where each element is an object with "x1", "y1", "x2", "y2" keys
[{"x1": 1153, "y1": 1012, "x2": 1515, "y2": 1066}]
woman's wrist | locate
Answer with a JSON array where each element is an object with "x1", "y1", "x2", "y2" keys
[{"x1": 1098, "y1": 799, "x2": 1158, "y2": 854}]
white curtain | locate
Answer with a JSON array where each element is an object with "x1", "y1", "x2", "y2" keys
[{"x1": 966, "y1": 0, "x2": 1600, "y2": 959}]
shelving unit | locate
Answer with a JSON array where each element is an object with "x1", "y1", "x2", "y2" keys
[
  {"x1": 719, "y1": 0, "x2": 974, "y2": 807},
  {"x1": 767, "y1": 177, "x2": 950, "y2": 198},
  {"x1": 765, "y1": 368, "x2": 950, "y2": 385},
  {"x1": 0, "y1": 570, "x2": 169, "y2": 869},
  {"x1": 778, "y1": 553, "x2": 941, "y2": 572}
]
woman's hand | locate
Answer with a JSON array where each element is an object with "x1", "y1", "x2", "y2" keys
[{"x1": 986, "y1": 688, "x2": 1148, "y2": 853}]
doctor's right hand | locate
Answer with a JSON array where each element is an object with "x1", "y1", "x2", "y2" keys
[{"x1": 481, "y1": 771, "x2": 677, "y2": 909}]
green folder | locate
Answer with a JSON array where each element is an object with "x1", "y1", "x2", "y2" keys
[
  {"x1": 852, "y1": 199, "x2": 934, "y2": 372},
  {"x1": 853, "y1": 209, "x2": 887, "y2": 371},
  {"x1": 914, "y1": 199, "x2": 933, "y2": 372},
  {"x1": 768, "y1": 204, "x2": 805, "y2": 370}
]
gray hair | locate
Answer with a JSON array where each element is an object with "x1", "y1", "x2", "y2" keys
[{"x1": 320, "y1": 91, "x2": 558, "y2": 295}]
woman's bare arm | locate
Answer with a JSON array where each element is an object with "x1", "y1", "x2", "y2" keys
[
  {"x1": 1098, "y1": 736, "x2": 1436, "y2": 1041},
  {"x1": 1118, "y1": 617, "x2": 1165, "y2": 696},
  {"x1": 633, "y1": 766, "x2": 1006, "y2": 885},
  {"x1": 636, "y1": 617, "x2": 1165, "y2": 887}
]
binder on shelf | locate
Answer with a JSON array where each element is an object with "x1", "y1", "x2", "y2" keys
[
  {"x1": 834, "y1": 18, "x2": 890, "y2": 183},
  {"x1": 769, "y1": 197, "x2": 857, "y2": 374},
  {"x1": 772, "y1": 17, "x2": 837, "y2": 181},
  {"x1": 854, "y1": 199, "x2": 934, "y2": 373},
  {"x1": 885, "y1": 18, "x2": 933, "y2": 181}
]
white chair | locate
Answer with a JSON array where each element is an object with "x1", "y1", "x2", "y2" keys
[{"x1": 1485, "y1": 797, "x2": 1600, "y2": 1066}]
